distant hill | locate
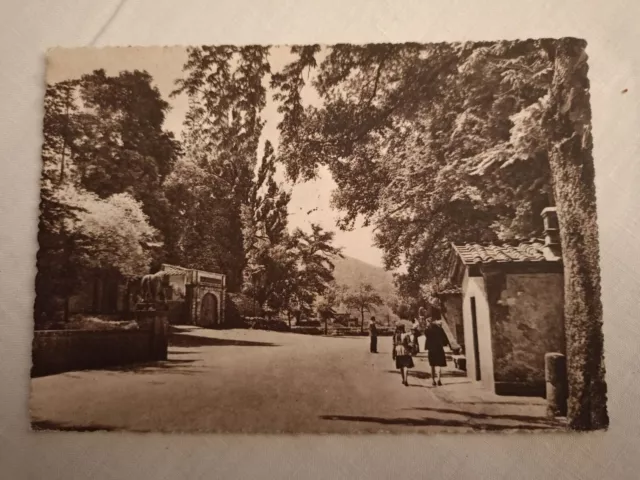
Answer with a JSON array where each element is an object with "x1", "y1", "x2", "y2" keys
[
  {"x1": 332, "y1": 255, "x2": 396, "y2": 299},
  {"x1": 330, "y1": 255, "x2": 400, "y2": 326}
]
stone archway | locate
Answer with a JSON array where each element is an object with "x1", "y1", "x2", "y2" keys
[{"x1": 199, "y1": 293, "x2": 219, "y2": 327}]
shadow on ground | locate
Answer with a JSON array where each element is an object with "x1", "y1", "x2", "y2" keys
[
  {"x1": 101, "y1": 358, "x2": 201, "y2": 375},
  {"x1": 401, "y1": 406, "x2": 561, "y2": 426},
  {"x1": 169, "y1": 333, "x2": 279, "y2": 348},
  {"x1": 451, "y1": 401, "x2": 540, "y2": 406},
  {"x1": 318, "y1": 414, "x2": 561, "y2": 431},
  {"x1": 386, "y1": 369, "x2": 467, "y2": 380},
  {"x1": 31, "y1": 420, "x2": 118, "y2": 432}
]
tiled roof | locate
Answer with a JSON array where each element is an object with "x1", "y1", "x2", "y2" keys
[
  {"x1": 161, "y1": 264, "x2": 190, "y2": 275},
  {"x1": 451, "y1": 240, "x2": 561, "y2": 265}
]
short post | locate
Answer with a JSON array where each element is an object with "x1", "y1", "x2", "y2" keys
[
  {"x1": 545, "y1": 352, "x2": 568, "y2": 417},
  {"x1": 153, "y1": 315, "x2": 169, "y2": 361},
  {"x1": 135, "y1": 308, "x2": 168, "y2": 361}
]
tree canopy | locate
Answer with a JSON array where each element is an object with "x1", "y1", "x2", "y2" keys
[
  {"x1": 37, "y1": 72, "x2": 175, "y2": 322},
  {"x1": 343, "y1": 282, "x2": 385, "y2": 332},
  {"x1": 270, "y1": 41, "x2": 556, "y2": 295}
]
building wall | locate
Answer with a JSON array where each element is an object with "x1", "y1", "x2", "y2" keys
[
  {"x1": 191, "y1": 270, "x2": 226, "y2": 327},
  {"x1": 461, "y1": 272, "x2": 495, "y2": 392},
  {"x1": 440, "y1": 294, "x2": 464, "y2": 348},
  {"x1": 486, "y1": 271, "x2": 565, "y2": 396},
  {"x1": 167, "y1": 274, "x2": 186, "y2": 300}
]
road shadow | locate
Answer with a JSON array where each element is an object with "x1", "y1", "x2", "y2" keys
[
  {"x1": 169, "y1": 333, "x2": 279, "y2": 348},
  {"x1": 101, "y1": 358, "x2": 201, "y2": 375},
  {"x1": 31, "y1": 420, "x2": 117, "y2": 432},
  {"x1": 402, "y1": 406, "x2": 560, "y2": 426},
  {"x1": 386, "y1": 370, "x2": 466, "y2": 381},
  {"x1": 452, "y1": 401, "x2": 542, "y2": 406},
  {"x1": 318, "y1": 414, "x2": 560, "y2": 431}
]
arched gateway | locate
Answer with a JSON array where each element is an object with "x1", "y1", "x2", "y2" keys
[
  {"x1": 159, "y1": 264, "x2": 226, "y2": 328},
  {"x1": 199, "y1": 293, "x2": 219, "y2": 327}
]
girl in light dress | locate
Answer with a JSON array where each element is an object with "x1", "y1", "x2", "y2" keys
[{"x1": 392, "y1": 324, "x2": 414, "y2": 386}]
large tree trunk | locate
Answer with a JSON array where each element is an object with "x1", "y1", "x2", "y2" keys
[{"x1": 546, "y1": 38, "x2": 608, "y2": 430}]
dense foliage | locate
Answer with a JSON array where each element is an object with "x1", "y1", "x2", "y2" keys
[
  {"x1": 36, "y1": 72, "x2": 175, "y2": 322},
  {"x1": 270, "y1": 41, "x2": 558, "y2": 296}
]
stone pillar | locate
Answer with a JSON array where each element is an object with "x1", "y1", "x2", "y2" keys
[
  {"x1": 152, "y1": 315, "x2": 169, "y2": 361},
  {"x1": 545, "y1": 352, "x2": 568, "y2": 417},
  {"x1": 136, "y1": 309, "x2": 169, "y2": 361}
]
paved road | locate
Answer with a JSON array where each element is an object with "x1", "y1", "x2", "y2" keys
[{"x1": 30, "y1": 327, "x2": 564, "y2": 433}]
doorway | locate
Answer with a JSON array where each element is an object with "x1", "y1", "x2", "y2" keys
[
  {"x1": 199, "y1": 293, "x2": 219, "y2": 327},
  {"x1": 470, "y1": 296, "x2": 481, "y2": 381}
]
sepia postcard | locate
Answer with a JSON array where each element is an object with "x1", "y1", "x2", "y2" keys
[{"x1": 30, "y1": 39, "x2": 608, "y2": 434}]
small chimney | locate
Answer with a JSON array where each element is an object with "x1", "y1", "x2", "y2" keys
[{"x1": 541, "y1": 207, "x2": 561, "y2": 248}]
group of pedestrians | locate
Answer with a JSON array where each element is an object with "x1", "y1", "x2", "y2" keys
[{"x1": 368, "y1": 306, "x2": 450, "y2": 387}]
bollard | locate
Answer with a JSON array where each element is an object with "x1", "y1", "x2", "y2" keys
[
  {"x1": 153, "y1": 316, "x2": 169, "y2": 361},
  {"x1": 136, "y1": 310, "x2": 168, "y2": 361},
  {"x1": 545, "y1": 352, "x2": 568, "y2": 417},
  {"x1": 149, "y1": 315, "x2": 169, "y2": 361}
]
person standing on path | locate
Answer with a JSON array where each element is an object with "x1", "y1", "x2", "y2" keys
[
  {"x1": 424, "y1": 310, "x2": 450, "y2": 386},
  {"x1": 411, "y1": 315, "x2": 421, "y2": 354},
  {"x1": 369, "y1": 317, "x2": 378, "y2": 353},
  {"x1": 392, "y1": 324, "x2": 414, "y2": 386},
  {"x1": 418, "y1": 307, "x2": 429, "y2": 351}
]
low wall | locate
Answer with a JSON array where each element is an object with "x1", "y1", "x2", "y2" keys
[{"x1": 32, "y1": 315, "x2": 168, "y2": 377}]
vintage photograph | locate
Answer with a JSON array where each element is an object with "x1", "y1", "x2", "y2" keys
[{"x1": 31, "y1": 39, "x2": 608, "y2": 433}]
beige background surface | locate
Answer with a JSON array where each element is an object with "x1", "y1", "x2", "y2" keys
[{"x1": 1, "y1": 1, "x2": 639, "y2": 478}]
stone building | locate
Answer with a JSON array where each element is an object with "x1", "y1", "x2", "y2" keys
[
  {"x1": 160, "y1": 264, "x2": 226, "y2": 328},
  {"x1": 67, "y1": 264, "x2": 227, "y2": 329},
  {"x1": 447, "y1": 207, "x2": 565, "y2": 396}
]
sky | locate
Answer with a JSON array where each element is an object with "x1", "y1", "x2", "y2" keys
[{"x1": 46, "y1": 46, "x2": 386, "y2": 268}]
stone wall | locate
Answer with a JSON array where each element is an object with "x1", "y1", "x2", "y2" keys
[
  {"x1": 486, "y1": 271, "x2": 565, "y2": 396},
  {"x1": 31, "y1": 316, "x2": 168, "y2": 377}
]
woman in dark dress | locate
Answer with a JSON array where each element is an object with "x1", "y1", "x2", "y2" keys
[
  {"x1": 392, "y1": 324, "x2": 414, "y2": 386},
  {"x1": 424, "y1": 310, "x2": 450, "y2": 386},
  {"x1": 369, "y1": 317, "x2": 378, "y2": 353}
]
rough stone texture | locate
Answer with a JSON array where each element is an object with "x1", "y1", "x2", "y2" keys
[
  {"x1": 485, "y1": 271, "x2": 565, "y2": 397},
  {"x1": 544, "y1": 38, "x2": 609, "y2": 429}
]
